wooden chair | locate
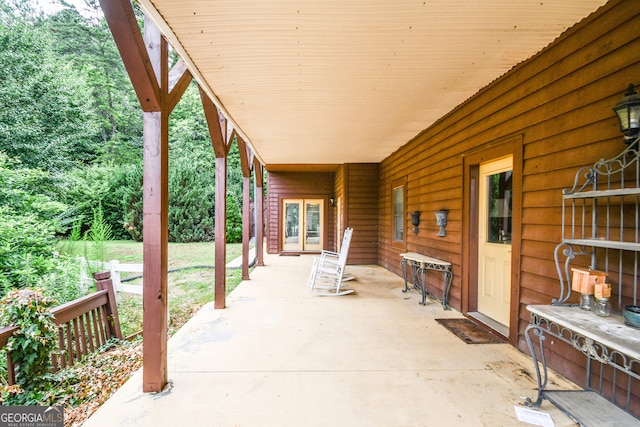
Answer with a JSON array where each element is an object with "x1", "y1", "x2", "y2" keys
[{"x1": 308, "y1": 228, "x2": 355, "y2": 296}]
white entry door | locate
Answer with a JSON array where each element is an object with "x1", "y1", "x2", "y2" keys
[
  {"x1": 282, "y1": 199, "x2": 323, "y2": 251},
  {"x1": 477, "y1": 157, "x2": 513, "y2": 328}
]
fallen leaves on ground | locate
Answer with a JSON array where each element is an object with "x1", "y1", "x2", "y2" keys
[{"x1": 56, "y1": 339, "x2": 142, "y2": 426}]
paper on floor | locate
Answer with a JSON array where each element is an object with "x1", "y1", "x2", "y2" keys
[{"x1": 514, "y1": 406, "x2": 555, "y2": 427}]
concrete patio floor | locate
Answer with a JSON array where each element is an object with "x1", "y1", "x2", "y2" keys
[{"x1": 83, "y1": 253, "x2": 579, "y2": 427}]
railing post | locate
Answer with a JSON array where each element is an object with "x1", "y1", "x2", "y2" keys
[
  {"x1": 93, "y1": 271, "x2": 123, "y2": 340},
  {"x1": 0, "y1": 325, "x2": 19, "y2": 385}
]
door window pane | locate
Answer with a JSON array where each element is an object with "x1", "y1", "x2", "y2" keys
[
  {"x1": 284, "y1": 202, "x2": 299, "y2": 244},
  {"x1": 305, "y1": 202, "x2": 320, "y2": 245},
  {"x1": 487, "y1": 171, "x2": 512, "y2": 243}
]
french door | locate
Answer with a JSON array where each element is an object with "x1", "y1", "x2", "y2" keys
[{"x1": 282, "y1": 199, "x2": 323, "y2": 251}]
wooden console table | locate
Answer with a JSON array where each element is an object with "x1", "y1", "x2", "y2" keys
[{"x1": 400, "y1": 252, "x2": 452, "y2": 309}]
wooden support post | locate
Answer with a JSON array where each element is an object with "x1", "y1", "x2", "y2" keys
[
  {"x1": 236, "y1": 136, "x2": 252, "y2": 278},
  {"x1": 99, "y1": 0, "x2": 191, "y2": 394},
  {"x1": 93, "y1": 271, "x2": 123, "y2": 340},
  {"x1": 215, "y1": 156, "x2": 227, "y2": 309},
  {"x1": 0, "y1": 326, "x2": 19, "y2": 385},
  {"x1": 254, "y1": 163, "x2": 265, "y2": 266},
  {"x1": 242, "y1": 175, "x2": 251, "y2": 280},
  {"x1": 141, "y1": 16, "x2": 169, "y2": 392},
  {"x1": 201, "y1": 86, "x2": 230, "y2": 309},
  {"x1": 142, "y1": 108, "x2": 170, "y2": 392}
]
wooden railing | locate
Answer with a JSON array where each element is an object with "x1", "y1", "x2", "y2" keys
[{"x1": 0, "y1": 271, "x2": 122, "y2": 385}]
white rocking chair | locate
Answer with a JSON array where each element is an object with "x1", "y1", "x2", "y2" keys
[{"x1": 308, "y1": 227, "x2": 355, "y2": 296}]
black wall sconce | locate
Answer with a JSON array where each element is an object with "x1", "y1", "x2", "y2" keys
[
  {"x1": 329, "y1": 196, "x2": 336, "y2": 207},
  {"x1": 613, "y1": 84, "x2": 640, "y2": 145},
  {"x1": 410, "y1": 211, "x2": 420, "y2": 234},
  {"x1": 435, "y1": 210, "x2": 448, "y2": 237}
]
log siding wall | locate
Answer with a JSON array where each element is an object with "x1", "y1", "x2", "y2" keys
[
  {"x1": 378, "y1": 0, "x2": 640, "y2": 387},
  {"x1": 266, "y1": 165, "x2": 379, "y2": 263},
  {"x1": 266, "y1": 172, "x2": 336, "y2": 254},
  {"x1": 338, "y1": 164, "x2": 379, "y2": 264}
]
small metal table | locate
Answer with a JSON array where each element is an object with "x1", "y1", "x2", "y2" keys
[{"x1": 400, "y1": 252, "x2": 453, "y2": 309}]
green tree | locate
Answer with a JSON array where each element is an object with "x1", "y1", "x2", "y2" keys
[
  {"x1": 44, "y1": 1, "x2": 143, "y2": 164},
  {"x1": 0, "y1": 8, "x2": 101, "y2": 173},
  {"x1": 0, "y1": 153, "x2": 65, "y2": 295}
]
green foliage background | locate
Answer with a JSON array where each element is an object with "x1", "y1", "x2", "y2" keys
[{"x1": 0, "y1": 0, "x2": 250, "y2": 297}]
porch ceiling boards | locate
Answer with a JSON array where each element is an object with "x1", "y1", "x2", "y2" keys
[{"x1": 139, "y1": 0, "x2": 607, "y2": 169}]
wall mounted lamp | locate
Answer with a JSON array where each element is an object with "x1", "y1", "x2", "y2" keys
[
  {"x1": 613, "y1": 84, "x2": 640, "y2": 145},
  {"x1": 329, "y1": 196, "x2": 336, "y2": 207},
  {"x1": 410, "y1": 211, "x2": 421, "y2": 234},
  {"x1": 435, "y1": 210, "x2": 448, "y2": 237}
]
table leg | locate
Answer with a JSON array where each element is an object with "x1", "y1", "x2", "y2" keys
[
  {"x1": 401, "y1": 258, "x2": 410, "y2": 293},
  {"x1": 524, "y1": 321, "x2": 549, "y2": 408},
  {"x1": 416, "y1": 266, "x2": 426, "y2": 305},
  {"x1": 442, "y1": 269, "x2": 453, "y2": 310}
]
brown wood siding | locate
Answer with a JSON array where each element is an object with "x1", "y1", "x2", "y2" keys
[
  {"x1": 378, "y1": 0, "x2": 640, "y2": 389},
  {"x1": 343, "y1": 164, "x2": 379, "y2": 264},
  {"x1": 266, "y1": 171, "x2": 335, "y2": 253},
  {"x1": 267, "y1": 164, "x2": 378, "y2": 262},
  {"x1": 334, "y1": 165, "x2": 346, "y2": 254}
]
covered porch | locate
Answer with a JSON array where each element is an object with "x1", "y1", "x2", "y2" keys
[{"x1": 83, "y1": 252, "x2": 577, "y2": 426}]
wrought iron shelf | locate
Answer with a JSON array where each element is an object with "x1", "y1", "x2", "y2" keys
[
  {"x1": 527, "y1": 305, "x2": 640, "y2": 363},
  {"x1": 526, "y1": 142, "x2": 640, "y2": 423},
  {"x1": 543, "y1": 390, "x2": 640, "y2": 427},
  {"x1": 563, "y1": 187, "x2": 640, "y2": 199},
  {"x1": 525, "y1": 306, "x2": 640, "y2": 425},
  {"x1": 562, "y1": 238, "x2": 640, "y2": 252}
]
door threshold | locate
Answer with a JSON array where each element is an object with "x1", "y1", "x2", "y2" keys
[{"x1": 468, "y1": 312, "x2": 508, "y2": 337}]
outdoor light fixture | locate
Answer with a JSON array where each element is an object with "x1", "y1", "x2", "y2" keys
[
  {"x1": 435, "y1": 210, "x2": 448, "y2": 237},
  {"x1": 613, "y1": 84, "x2": 640, "y2": 145},
  {"x1": 329, "y1": 196, "x2": 336, "y2": 207},
  {"x1": 411, "y1": 211, "x2": 421, "y2": 234}
]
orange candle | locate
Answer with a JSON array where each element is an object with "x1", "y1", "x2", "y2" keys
[{"x1": 595, "y1": 283, "x2": 611, "y2": 299}]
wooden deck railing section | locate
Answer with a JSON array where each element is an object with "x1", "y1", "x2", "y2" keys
[{"x1": 0, "y1": 270, "x2": 122, "y2": 385}]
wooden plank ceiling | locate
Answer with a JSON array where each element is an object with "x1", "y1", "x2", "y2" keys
[{"x1": 139, "y1": 0, "x2": 607, "y2": 169}]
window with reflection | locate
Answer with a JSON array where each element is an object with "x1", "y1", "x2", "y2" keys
[
  {"x1": 393, "y1": 183, "x2": 405, "y2": 242},
  {"x1": 486, "y1": 170, "x2": 512, "y2": 243}
]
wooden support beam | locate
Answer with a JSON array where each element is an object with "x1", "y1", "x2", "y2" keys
[
  {"x1": 98, "y1": 0, "x2": 160, "y2": 111},
  {"x1": 236, "y1": 135, "x2": 251, "y2": 178},
  {"x1": 200, "y1": 85, "x2": 228, "y2": 158},
  {"x1": 253, "y1": 157, "x2": 264, "y2": 187},
  {"x1": 167, "y1": 59, "x2": 192, "y2": 113}
]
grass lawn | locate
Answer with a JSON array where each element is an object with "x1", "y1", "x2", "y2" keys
[{"x1": 59, "y1": 240, "x2": 250, "y2": 337}]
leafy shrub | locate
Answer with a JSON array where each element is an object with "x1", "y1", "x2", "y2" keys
[
  {"x1": 0, "y1": 153, "x2": 66, "y2": 297},
  {"x1": 84, "y1": 203, "x2": 113, "y2": 261},
  {"x1": 59, "y1": 163, "x2": 141, "y2": 240},
  {"x1": 167, "y1": 155, "x2": 216, "y2": 242},
  {"x1": 0, "y1": 289, "x2": 58, "y2": 405},
  {"x1": 226, "y1": 193, "x2": 242, "y2": 243},
  {"x1": 0, "y1": 210, "x2": 58, "y2": 297},
  {"x1": 38, "y1": 255, "x2": 85, "y2": 303}
]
